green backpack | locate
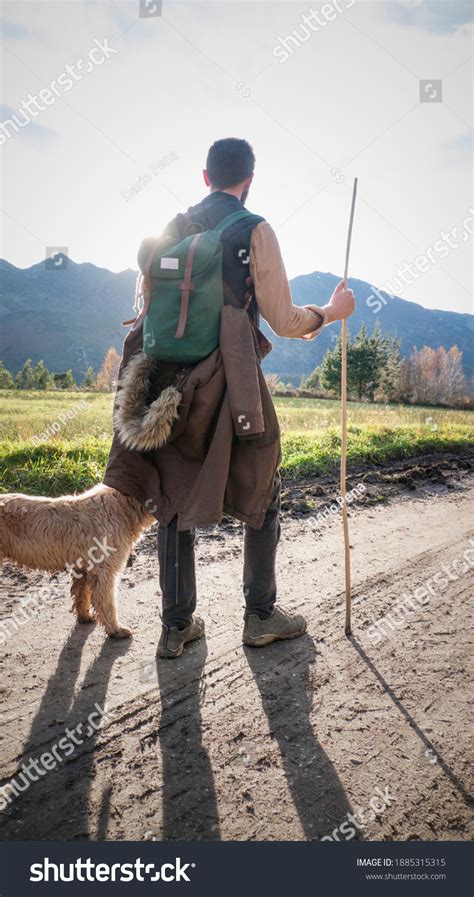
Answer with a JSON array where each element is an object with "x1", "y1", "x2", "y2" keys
[{"x1": 133, "y1": 209, "x2": 254, "y2": 363}]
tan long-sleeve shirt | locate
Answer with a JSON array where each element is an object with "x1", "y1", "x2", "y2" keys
[{"x1": 250, "y1": 221, "x2": 327, "y2": 339}]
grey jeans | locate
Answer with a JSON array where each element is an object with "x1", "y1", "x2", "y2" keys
[{"x1": 157, "y1": 472, "x2": 281, "y2": 627}]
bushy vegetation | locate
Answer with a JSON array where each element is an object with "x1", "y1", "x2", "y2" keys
[
  {"x1": 0, "y1": 391, "x2": 472, "y2": 495},
  {"x1": 282, "y1": 324, "x2": 472, "y2": 408}
]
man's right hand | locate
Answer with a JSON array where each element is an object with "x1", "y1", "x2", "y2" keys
[{"x1": 322, "y1": 280, "x2": 355, "y2": 324}]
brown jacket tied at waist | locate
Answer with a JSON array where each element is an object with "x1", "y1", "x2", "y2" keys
[{"x1": 103, "y1": 305, "x2": 281, "y2": 531}]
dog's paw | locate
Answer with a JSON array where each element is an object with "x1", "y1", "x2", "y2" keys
[
  {"x1": 109, "y1": 626, "x2": 133, "y2": 639},
  {"x1": 78, "y1": 613, "x2": 96, "y2": 625}
]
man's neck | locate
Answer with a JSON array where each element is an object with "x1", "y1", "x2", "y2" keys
[{"x1": 210, "y1": 187, "x2": 242, "y2": 201}]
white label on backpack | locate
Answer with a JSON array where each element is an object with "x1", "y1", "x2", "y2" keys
[{"x1": 160, "y1": 257, "x2": 179, "y2": 270}]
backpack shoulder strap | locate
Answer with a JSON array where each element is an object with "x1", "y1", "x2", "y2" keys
[
  {"x1": 214, "y1": 209, "x2": 254, "y2": 234},
  {"x1": 217, "y1": 210, "x2": 263, "y2": 311}
]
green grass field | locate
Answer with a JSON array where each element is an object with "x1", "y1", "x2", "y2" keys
[{"x1": 0, "y1": 390, "x2": 472, "y2": 495}]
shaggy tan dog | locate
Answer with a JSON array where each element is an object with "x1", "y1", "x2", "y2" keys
[{"x1": 0, "y1": 485, "x2": 155, "y2": 638}]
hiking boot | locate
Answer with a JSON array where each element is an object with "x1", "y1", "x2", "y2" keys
[
  {"x1": 243, "y1": 605, "x2": 307, "y2": 648},
  {"x1": 157, "y1": 616, "x2": 205, "y2": 659}
]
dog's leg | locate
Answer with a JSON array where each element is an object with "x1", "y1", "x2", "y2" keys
[
  {"x1": 71, "y1": 576, "x2": 95, "y2": 624},
  {"x1": 89, "y1": 571, "x2": 132, "y2": 639}
]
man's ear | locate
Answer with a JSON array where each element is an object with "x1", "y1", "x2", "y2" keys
[
  {"x1": 203, "y1": 169, "x2": 211, "y2": 187},
  {"x1": 243, "y1": 173, "x2": 253, "y2": 192}
]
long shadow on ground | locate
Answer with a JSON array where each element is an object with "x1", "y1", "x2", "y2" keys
[
  {"x1": 245, "y1": 634, "x2": 359, "y2": 841},
  {"x1": 0, "y1": 624, "x2": 130, "y2": 840},
  {"x1": 155, "y1": 639, "x2": 220, "y2": 840}
]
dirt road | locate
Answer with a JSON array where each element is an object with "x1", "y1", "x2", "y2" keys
[{"x1": 1, "y1": 459, "x2": 473, "y2": 842}]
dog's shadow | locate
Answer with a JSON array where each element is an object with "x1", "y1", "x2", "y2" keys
[{"x1": 1, "y1": 623, "x2": 131, "y2": 840}]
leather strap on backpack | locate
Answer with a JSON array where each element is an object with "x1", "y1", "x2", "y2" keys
[
  {"x1": 175, "y1": 232, "x2": 202, "y2": 339},
  {"x1": 123, "y1": 209, "x2": 255, "y2": 330}
]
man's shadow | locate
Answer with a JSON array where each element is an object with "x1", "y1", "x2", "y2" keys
[
  {"x1": 1, "y1": 623, "x2": 130, "y2": 840},
  {"x1": 155, "y1": 638, "x2": 220, "y2": 840},
  {"x1": 245, "y1": 634, "x2": 358, "y2": 840}
]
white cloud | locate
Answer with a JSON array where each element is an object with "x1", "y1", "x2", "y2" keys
[{"x1": 385, "y1": 0, "x2": 473, "y2": 34}]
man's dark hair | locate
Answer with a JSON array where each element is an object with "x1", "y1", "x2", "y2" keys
[{"x1": 206, "y1": 138, "x2": 255, "y2": 189}]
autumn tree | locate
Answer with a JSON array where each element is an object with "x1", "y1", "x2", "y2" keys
[
  {"x1": 440, "y1": 346, "x2": 466, "y2": 403},
  {"x1": 264, "y1": 373, "x2": 285, "y2": 395},
  {"x1": 400, "y1": 346, "x2": 467, "y2": 406},
  {"x1": 95, "y1": 347, "x2": 121, "y2": 392}
]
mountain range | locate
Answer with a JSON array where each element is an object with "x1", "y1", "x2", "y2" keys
[{"x1": 0, "y1": 256, "x2": 472, "y2": 383}]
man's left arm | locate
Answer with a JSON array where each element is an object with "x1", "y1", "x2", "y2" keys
[{"x1": 249, "y1": 222, "x2": 355, "y2": 338}]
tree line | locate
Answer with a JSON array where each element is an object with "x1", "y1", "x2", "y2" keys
[
  {"x1": 1, "y1": 328, "x2": 471, "y2": 407},
  {"x1": 270, "y1": 323, "x2": 472, "y2": 408},
  {"x1": 0, "y1": 348, "x2": 121, "y2": 392}
]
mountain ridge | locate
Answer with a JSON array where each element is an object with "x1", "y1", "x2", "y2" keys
[{"x1": 0, "y1": 257, "x2": 472, "y2": 382}]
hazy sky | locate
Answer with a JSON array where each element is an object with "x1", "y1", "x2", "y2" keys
[{"x1": 0, "y1": 0, "x2": 472, "y2": 314}]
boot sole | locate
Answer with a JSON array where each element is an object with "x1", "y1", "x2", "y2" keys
[{"x1": 243, "y1": 625, "x2": 307, "y2": 648}]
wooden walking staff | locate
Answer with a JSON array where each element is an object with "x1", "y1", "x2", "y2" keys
[{"x1": 341, "y1": 178, "x2": 358, "y2": 636}]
